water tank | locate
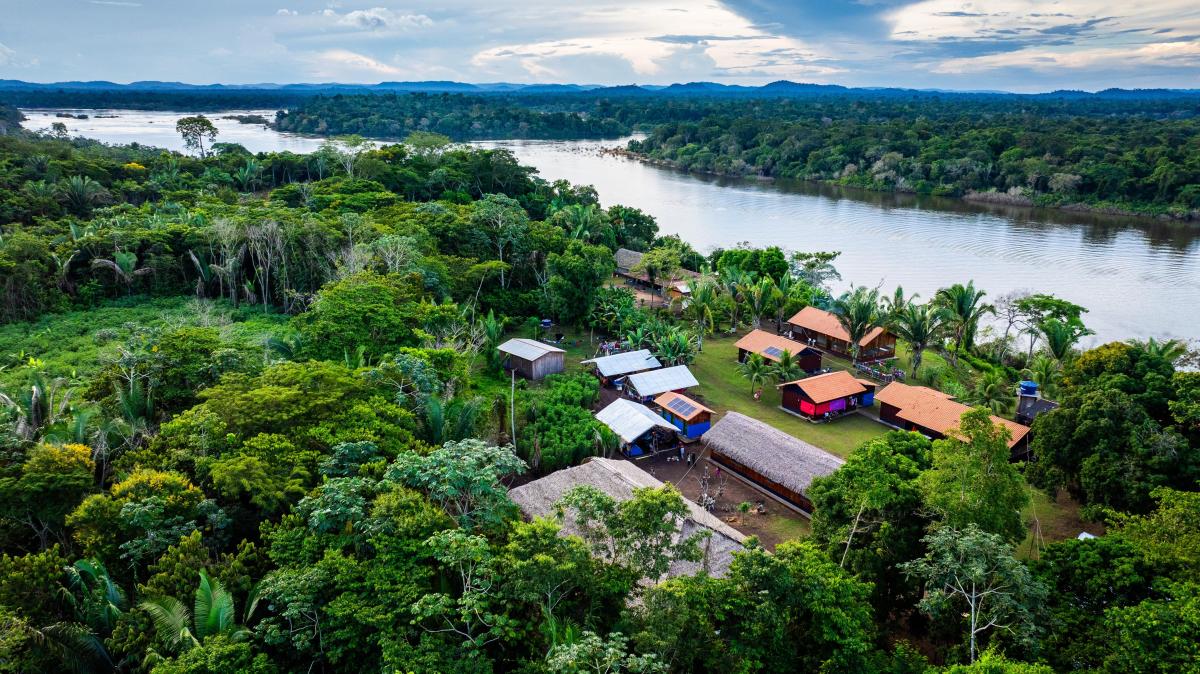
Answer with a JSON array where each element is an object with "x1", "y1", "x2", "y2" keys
[{"x1": 1018, "y1": 380, "x2": 1039, "y2": 397}]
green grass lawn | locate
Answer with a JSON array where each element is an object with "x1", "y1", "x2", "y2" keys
[{"x1": 689, "y1": 332, "x2": 886, "y2": 458}]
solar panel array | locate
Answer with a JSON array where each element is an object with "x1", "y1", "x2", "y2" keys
[
  {"x1": 763, "y1": 346, "x2": 784, "y2": 358},
  {"x1": 667, "y1": 397, "x2": 697, "y2": 418}
]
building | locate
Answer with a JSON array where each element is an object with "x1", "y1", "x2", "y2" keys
[
  {"x1": 778, "y1": 370, "x2": 875, "y2": 419},
  {"x1": 787, "y1": 306, "x2": 896, "y2": 361},
  {"x1": 734, "y1": 329, "x2": 822, "y2": 372},
  {"x1": 613, "y1": 247, "x2": 700, "y2": 299},
  {"x1": 497, "y1": 338, "x2": 565, "y2": 381},
  {"x1": 581, "y1": 349, "x2": 662, "y2": 386},
  {"x1": 701, "y1": 412, "x2": 845, "y2": 514},
  {"x1": 1016, "y1": 381, "x2": 1059, "y2": 426},
  {"x1": 625, "y1": 365, "x2": 699, "y2": 402},
  {"x1": 595, "y1": 398, "x2": 678, "y2": 457},
  {"x1": 875, "y1": 382, "x2": 1031, "y2": 458},
  {"x1": 654, "y1": 391, "x2": 713, "y2": 440},
  {"x1": 508, "y1": 458, "x2": 747, "y2": 579}
]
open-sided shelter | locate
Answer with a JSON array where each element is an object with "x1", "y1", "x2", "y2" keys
[{"x1": 595, "y1": 398, "x2": 678, "y2": 457}]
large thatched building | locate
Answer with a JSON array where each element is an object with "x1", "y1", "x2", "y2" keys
[
  {"x1": 508, "y1": 458, "x2": 747, "y2": 579},
  {"x1": 701, "y1": 412, "x2": 845, "y2": 514}
]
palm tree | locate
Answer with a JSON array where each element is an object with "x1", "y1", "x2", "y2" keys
[
  {"x1": 1021, "y1": 355, "x2": 1062, "y2": 400},
  {"x1": 719, "y1": 267, "x2": 752, "y2": 330},
  {"x1": 233, "y1": 157, "x2": 262, "y2": 192},
  {"x1": 737, "y1": 353, "x2": 770, "y2": 397},
  {"x1": 936, "y1": 281, "x2": 994, "y2": 365},
  {"x1": 0, "y1": 373, "x2": 73, "y2": 442},
  {"x1": 481, "y1": 310, "x2": 506, "y2": 370},
  {"x1": 968, "y1": 371, "x2": 1014, "y2": 415},
  {"x1": 139, "y1": 570, "x2": 252, "y2": 656},
  {"x1": 677, "y1": 276, "x2": 719, "y2": 350},
  {"x1": 56, "y1": 175, "x2": 109, "y2": 214},
  {"x1": 422, "y1": 395, "x2": 483, "y2": 445},
  {"x1": 91, "y1": 250, "x2": 153, "y2": 295},
  {"x1": 741, "y1": 276, "x2": 779, "y2": 330},
  {"x1": 1128, "y1": 337, "x2": 1189, "y2": 366},
  {"x1": 652, "y1": 327, "x2": 696, "y2": 366},
  {"x1": 890, "y1": 302, "x2": 946, "y2": 379},
  {"x1": 881, "y1": 286, "x2": 916, "y2": 322},
  {"x1": 830, "y1": 286, "x2": 882, "y2": 363},
  {"x1": 770, "y1": 349, "x2": 804, "y2": 384},
  {"x1": 1039, "y1": 318, "x2": 1091, "y2": 362}
]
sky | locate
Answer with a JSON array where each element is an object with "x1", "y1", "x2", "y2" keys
[{"x1": 2, "y1": 1, "x2": 1199, "y2": 92}]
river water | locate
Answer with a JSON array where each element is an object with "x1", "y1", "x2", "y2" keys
[{"x1": 21, "y1": 109, "x2": 1200, "y2": 343}]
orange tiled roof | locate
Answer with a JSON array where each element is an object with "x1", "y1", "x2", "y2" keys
[
  {"x1": 787, "y1": 306, "x2": 887, "y2": 347},
  {"x1": 654, "y1": 391, "x2": 713, "y2": 422},
  {"x1": 778, "y1": 370, "x2": 867, "y2": 404},
  {"x1": 734, "y1": 329, "x2": 813, "y2": 362},
  {"x1": 875, "y1": 382, "x2": 1030, "y2": 448}
]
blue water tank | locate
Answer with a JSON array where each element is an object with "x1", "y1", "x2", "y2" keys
[{"x1": 1019, "y1": 381, "x2": 1039, "y2": 396}]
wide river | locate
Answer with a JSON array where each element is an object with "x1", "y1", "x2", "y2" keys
[{"x1": 22, "y1": 108, "x2": 1200, "y2": 343}]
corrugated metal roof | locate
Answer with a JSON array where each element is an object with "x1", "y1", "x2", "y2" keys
[
  {"x1": 582, "y1": 349, "x2": 662, "y2": 377},
  {"x1": 626, "y1": 365, "x2": 699, "y2": 397},
  {"x1": 497, "y1": 338, "x2": 565, "y2": 361},
  {"x1": 595, "y1": 398, "x2": 677, "y2": 444}
]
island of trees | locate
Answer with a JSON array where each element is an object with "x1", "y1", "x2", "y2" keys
[{"x1": 0, "y1": 101, "x2": 1198, "y2": 673}]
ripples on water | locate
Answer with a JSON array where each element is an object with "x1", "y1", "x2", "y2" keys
[{"x1": 22, "y1": 111, "x2": 1199, "y2": 342}]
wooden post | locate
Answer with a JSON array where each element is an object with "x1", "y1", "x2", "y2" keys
[{"x1": 510, "y1": 369, "x2": 517, "y2": 452}]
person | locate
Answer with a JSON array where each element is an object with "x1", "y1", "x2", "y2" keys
[
  {"x1": 715, "y1": 466, "x2": 721, "y2": 478},
  {"x1": 687, "y1": 453, "x2": 695, "y2": 466},
  {"x1": 679, "y1": 445, "x2": 685, "y2": 461}
]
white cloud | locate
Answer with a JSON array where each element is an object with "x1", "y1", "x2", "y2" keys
[
  {"x1": 307, "y1": 48, "x2": 404, "y2": 79},
  {"x1": 276, "y1": 9, "x2": 298, "y2": 17},
  {"x1": 0, "y1": 42, "x2": 14, "y2": 67},
  {"x1": 336, "y1": 8, "x2": 433, "y2": 31},
  {"x1": 933, "y1": 40, "x2": 1200, "y2": 74}
]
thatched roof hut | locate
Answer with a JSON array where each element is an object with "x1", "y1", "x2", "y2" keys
[
  {"x1": 508, "y1": 458, "x2": 747, "y2": 579},
  {"x1": 702, "y1": 412, "x2": 844, "y2": 513}
]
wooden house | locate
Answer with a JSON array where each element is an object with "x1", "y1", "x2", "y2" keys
[
  {"x1": 702, "y1": 412, "x2": 844, "y2": 514},
  {"x1": 787, "y1": 306, "x2": 896, "y2": 361},
  {"x1": 625, "y1": 365, "x2": 699, "y2": 403},
  {"x1": 497, "y1": 338, "x2": 565, "y2": 381},
  {"x1": 875, "y1": 382, "x2": 1031, "y2": 459},
  {"x1": 734, "y1": 329, "x2": 822, "y2": 372},
  {"x1": 508, "y1": 458, "x2": 747, "y2": 579},
  {"x1": 778, "y1": 370, "x2": 875, "y2": 419},
  {"x1": 654, "y1": 391, "x2": 713, "y2": 440},
  {"x1": 581, "y1": 349, "x2": 662, "y2": 386},
  {"x1": 613, "y1": 247, "x2": 700, "y2": 300},
  {"x1": 595, "y1": 398, "x2": 678, "y2": 458}
]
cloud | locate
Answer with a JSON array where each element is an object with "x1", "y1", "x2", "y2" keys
[
  {"x1": 0, "y1": 42, "x2": 14, "y2": 67},
  {"x1": 276, "y1": 9, "x2": 298, "y2": 16},
  {"x1": 932, "y1": 39, "x2": 1200, "y2": 73},
  {"x1": 335, "y1": 8, "x2": 433, "y2": 31},
  {"x1": 307, "y1": 49, "x2": 404, "y2": 78}
]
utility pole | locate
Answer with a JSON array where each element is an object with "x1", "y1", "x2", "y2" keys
[{"x1": 510, "y1": 368, "x2": 517, "y2": 452}]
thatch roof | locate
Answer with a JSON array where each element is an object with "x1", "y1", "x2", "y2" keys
[
  {"x1": 875, "y1": 382, "x2": 1030, "y2": 448},
  {"x1": 788, "y1": 306, "x2": 887, "y2": 347},
  {"x1": 702, "y1": 412, "x2": 844, "y2": 498},
  {"x1": 508, "y1": 458, "x2": 747, "y2": 579},
  {"x1": 614, "y1": 248, "x2": 644, "y2": 272},
  {"x1": 498, "y1": 338, "x2": 564, "y2": 361}
]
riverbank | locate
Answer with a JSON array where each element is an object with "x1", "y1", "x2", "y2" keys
[{"x1": 606, "y1": 146, "x2": 1199, "y2": 223}]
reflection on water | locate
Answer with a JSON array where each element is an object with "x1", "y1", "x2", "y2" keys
[{"x1": 20, "y1": 111, "x2": 1199, "y2": 342}]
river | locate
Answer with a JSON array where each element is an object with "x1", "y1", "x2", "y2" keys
[{"x1": 21, "y1": 108, "x2": 1200, "y2": 343}]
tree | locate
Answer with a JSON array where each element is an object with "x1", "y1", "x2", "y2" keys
[
  {"x1": 937, "y1": 281, "x2": 994, "y2": 363},
  {"x1": 920, "y1": 408, "x2": 1029, "y2": 543},
  {"x1": 830, "y1": 285, "x2": 882, "y2": 363},
  {"x1": 891, "y1": 301, "x2": 946, "y2": 379},
  {"x1": 294, "y1": 271, "x2": 423, "y2": 362},
  {"x1": 323, "y1": 134, "x2": 371, "y2": 178},
  {"x1": 1038, "y1": 317, "x2": 1092, "y2": 362},
  {"x1": 790, "y1": 251, "x2": 841, "y2": 288},
  {"x1": 470, "y1": 194, "x2": 529, "y2": 289},
  {"x1": 677, "y1": 276, "x2": 719, "y2": 350},
  {"x1": 1021, "y1": 355, "x2": 1062, "y2": 400},
  {"x1": 556, "y1": 484, "x2": 703, "y2": 587},
  {"x1": 1100, "y1": 582, "x2": 1200, "y2": 673},
  {"x1": 968, "y1": 371, "x2": 1015, "y2": 415},
  {"x1": 736, "y1": 353, "x2": 769, "y2": 397},
  {"x1": 901, "y1": 525, "x2": 1046, "y2": 663},
  {"x1": 632, "y1": 247, "x2": 681, "y2": 306},
  {"x1": 546, "y1": 241, "x2": 615, "y2": 326},
  {"x1": 411, "y1": 530, "x2": 511, "y2": 653},
  {"x1": 91, "y1": 249, "x2": 152, "y2": 295},
  {"x1": 56, "y1": 175, "x2": 109, "y2": 215},
  {"x1": 546, "y1": 631, "x2": 665, "y2": 674},
  {"x1": 139, "y1": 570, "x2": 251, "y2": 657},
  {"x1": 0, "y1": 442, "x2": 95, "y2": 550},
  {"x1": 176, "y1": 116, "x2": 218, "y2": 158},
  {"x1": 769, "y1": 348, "x2": 803, "y2": 384},
  {"x1": 386, "y1": 439, "x2": 526, "y2": 531}
]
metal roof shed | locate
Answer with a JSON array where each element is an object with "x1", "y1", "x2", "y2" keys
[
  {"x1": 595, "y1": 398, "x2": 677, "y2": 444},
  {"x1": 497, "y1": 338, "x2": 565, "y2": 381},
  {"x1": 626, "y1": 365, "x2": 699, "y2": 400},
  {"x1": 582, "y1": 349, "x2": 662, "y2": 378}
]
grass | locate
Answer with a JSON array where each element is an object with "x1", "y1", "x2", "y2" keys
[
  {"x1": 764, "y1": 513, "x2": 812, "y2": 541},
  {"x1": 1018, "y1": 486, "x2": 1099, "y2": 558},
  {"x1": 689, "y1": 331, "x2": 886, "y2": 458}
]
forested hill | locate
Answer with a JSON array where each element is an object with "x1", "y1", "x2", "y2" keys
[{"x1": 272, "y1": 92, "x2": 630, "y2": 140}]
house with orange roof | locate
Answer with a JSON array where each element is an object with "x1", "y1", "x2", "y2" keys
[
  {"x1": 734, "y1": 329, "x2": 822, "y2": 372},
  {"x1": 778, "y1": 370, "x2": 876, "y2": 420},
  {"x1": 875, "y1": 382, "x2": 1031, "y2": 458},
  {"x1": 787, "y1": 306, "x2": 896, "y2": 361},
  {"x1": 654, "y1": 391, "x2": 714, "y2": 439}
]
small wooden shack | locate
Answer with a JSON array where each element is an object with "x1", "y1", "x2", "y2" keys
[
  {"x1": 702, "y1": 412, "x2": 844, "y2": 514},
  {"x1": 778, "y1": 370, "x2": 875, "y2": 419},
  {"x1": 734, "y1": 329, "x2": 822, "y2": 372},
  {"x1": 787, "y1": 306, "x2": 896, "y2": 361},
  {"x1": 654, "y1": 391, "x2": 713, "y2": 440},
  {"x1": 508, "y1": 458, "x2": 747, "y2": 579},
  {"x1": 497, "y1": 338, "x2": 565, "y2": 381},
  {"x1": 625, "y1": 365, "x2": 699, "y2": 403},
  {"x1": 875, "y1": 382, "x2": 1031, "y2": 459}
]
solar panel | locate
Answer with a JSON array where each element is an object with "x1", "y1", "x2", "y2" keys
[
  {"x1": 667, "y1": 397, "x2": 697, "y2": 417},
  {"x1": 763, "y1": 346, "x2": 784, "y2": 358}
]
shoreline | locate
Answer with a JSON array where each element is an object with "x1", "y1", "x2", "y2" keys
[{"x1": 602, "y1": 147, "x2": 1199, "y2": 224}]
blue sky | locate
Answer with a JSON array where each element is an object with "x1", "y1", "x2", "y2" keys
[{"x1": 2, "y1": 1, "x2": 1198, "y2": 91}]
